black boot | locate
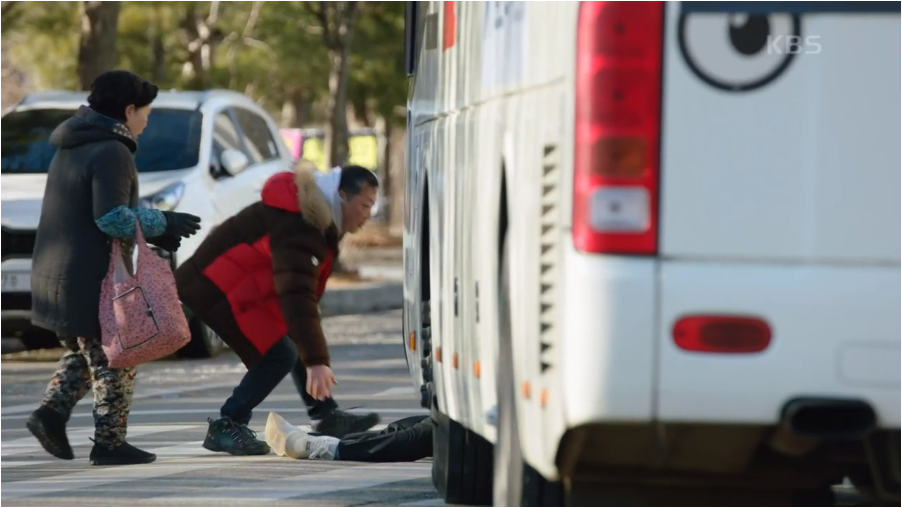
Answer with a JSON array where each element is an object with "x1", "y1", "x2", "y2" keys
[
  {"x1": 26, "y1": 406, "x2": 74, "y2": 460},
  {"x1": 313, "y1": 409, "x2": 381, "y2": 439},
  {"x1": 202, "y1": 417, "x2": 271, "y2": 456},
  {"x1": 89, "y1": 440, "x2": 157, "y2": 466}
]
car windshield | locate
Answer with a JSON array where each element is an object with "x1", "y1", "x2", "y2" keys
[{"x1": 1, "y1": 108, "x2": 203, "y2": 174}]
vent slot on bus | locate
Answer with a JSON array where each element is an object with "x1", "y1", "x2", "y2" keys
[{"x1": 539, "y1": 143, "x2": 560, "y2": 374}]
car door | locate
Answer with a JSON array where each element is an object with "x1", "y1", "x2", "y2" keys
[
  {"x1": 207, "y1": 107, "x2": 276, "y2": 218},
  {"x1": 230, "y1": 106, "x2": 292, "y2": 198}
]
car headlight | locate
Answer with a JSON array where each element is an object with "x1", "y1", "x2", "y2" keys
[{"x1": 141, "y1": 182, "x2": 185, "y2": 211}]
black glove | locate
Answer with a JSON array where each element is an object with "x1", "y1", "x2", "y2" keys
[
  {"x1": 162, "y1": 211, "x2": 202, "y2": 239},
  {"x1": 146, "y1": 233, "x2": 182, "y2": 253}
]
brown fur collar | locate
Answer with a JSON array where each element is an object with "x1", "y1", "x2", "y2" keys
[{"x1": 293, "y1": 161, "x2": 334, "y2": 233}]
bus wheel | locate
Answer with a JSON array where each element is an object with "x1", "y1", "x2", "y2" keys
[
  {"x1": 493, "y1": 234, "x2": 564, "y2": 507},
  {"x1": 431, "y1": 406, "x2": 493, "y2": 505}
]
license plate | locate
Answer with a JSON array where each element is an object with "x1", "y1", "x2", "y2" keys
[{"x1": 1, "y1": 272, "x2": 30, "y2": 292}]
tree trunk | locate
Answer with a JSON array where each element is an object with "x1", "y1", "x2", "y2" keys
[
  {"x1": 351, "y1": 94, "x2": 371, "y2": 127},
  {"x1": 325, "y1": 45, "x2": 353, "y2": 169},
  {"x1": 151, "y1": 32, "x2": 166, "y2": 83},
  {"x1": 180, "y1": 2, "x2": 222, "y2": 90},
  {"x1": 280, "y1": 88, "x2": 308, "y2": 128},
  {"x1": 294, "y1": 90, "x2": 311, "y2": 127},
  {"x1": 388, "y1": 124, "x2": 407, "y2": 234},
  {"x1": 316, "y1": 1, "x2": 359, "y2": 170},
  {"x1": 77, "y1": 1, "x2": 121, "y2": 91},
  {"x1": 381, "y1": 120, "x2": 393, "y2": 225}
]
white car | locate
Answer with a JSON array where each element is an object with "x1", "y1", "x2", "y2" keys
[{"x1": 1, "y1": 89, "x2": 295, "y2": 357}]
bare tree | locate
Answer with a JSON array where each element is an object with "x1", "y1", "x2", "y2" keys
[
  {"x1": 280, "y1": 87, "x2": 311, "y2": 128},
  {"x1": 307, "y1": 1, "x2": 359, "y2": 169},
  {"x1": 1, "y1": 1, "x2": 21, "y2": 33},
  {"x1": 76, "y1": 1, "x2": 121, "y2": 91},
  {"x1": 180, "y1": 1, "x2": 225, "y2": 89},
  {"x1": 224, "y1": 1, "x2": 276, "y2": 90}
]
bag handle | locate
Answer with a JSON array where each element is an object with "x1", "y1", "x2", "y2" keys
[
  {"x1": 126, "y1": 209, "x2": 148, "y2": 245},
  {"x1": 117, "y1": 210, "x2": 149, "y2": 276}
]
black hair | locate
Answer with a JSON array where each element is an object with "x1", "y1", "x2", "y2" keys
[
  {"x1": 87, "y1": 70, "x2": 159, "y2": 122},
  {"x1": 339, "y1": 165, "x2": 379, "y2": 197}
]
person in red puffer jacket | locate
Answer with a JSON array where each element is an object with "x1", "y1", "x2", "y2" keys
[{"x1": 175, "y1": 162, "x2": 381, "y2": 456}]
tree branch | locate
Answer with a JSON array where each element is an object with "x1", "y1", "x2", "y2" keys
[
  {"x1": 227, "y1": 1, "x2": 266, "y2": 89},
  {"x1": 1, "y1": 1, "x2": 17, "y2": 16},
  {"x1": 242, "y1": 0, "x2": 263, "y2": 37},
  {"x1": 337, "y1": 1, "x2": 359, "y2": 47},
  {"x1": 304, "y1": 1, "x2": 330, "y2": 45},
  {"x1": 243, "y1": 37, "x2": 277, "y2": 61},
  {"x1": 1, "y1": 0, "x2": 20, "y2": 33},
  {"x1": 207, "y1": 0, "x2": 220, "y2": 25}
]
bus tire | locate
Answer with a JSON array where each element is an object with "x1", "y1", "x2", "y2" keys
[{"x1": 431, "y1": 405, "x2": 492, "y2": 505}]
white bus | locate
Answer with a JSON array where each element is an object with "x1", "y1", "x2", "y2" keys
[{"x1": 400, "y1": 1, "x2": 901, "y2": 505}]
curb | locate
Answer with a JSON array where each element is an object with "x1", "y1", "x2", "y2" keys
[
  {"x1": 319, "y1": 281, "x2": 403, "y2": 317},
  {"x1": 1, "y1": 338, "x2": 26, "y2": 355}
]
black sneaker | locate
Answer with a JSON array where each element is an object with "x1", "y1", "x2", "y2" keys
[
  {"x1": 313, "y1": 409, "x2": 381, "y2": 439},
  {"x1": 89, "y1": 440, "x2": 156, "y2": 466},
  {"x1": 202, "y1": 417, "x2": 271, "y2": 456},
  {"x1": 26, "y1": 406, "x2": 74, "y2": 460}
]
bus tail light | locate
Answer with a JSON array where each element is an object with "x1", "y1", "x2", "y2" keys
[
  {"x1": 673, "y1": 315, "x2": 773, "y2": 354},
  {"x1": 573, "y1": 1, "x2": 664, "y2": 255}
]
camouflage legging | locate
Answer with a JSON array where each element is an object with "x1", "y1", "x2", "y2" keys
[{"x1": 40, "y1": 335, "x2": 137, "y2": 447}]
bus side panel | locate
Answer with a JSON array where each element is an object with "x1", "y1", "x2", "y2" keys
[
  {"x1": 403, "y1": 124, "x2": 426, "y2": 396},
  {"x1": 471, "y1": 99, "x2": 507, "y2": 445}
]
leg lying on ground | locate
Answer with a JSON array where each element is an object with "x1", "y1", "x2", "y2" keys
[{"x1": 265, "y1": 412, "x2": 433, "y2": 462}]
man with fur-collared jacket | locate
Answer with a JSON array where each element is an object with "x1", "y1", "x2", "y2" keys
[{"x1": 175, "y1": 162, "x2": 381, "y2": 456}]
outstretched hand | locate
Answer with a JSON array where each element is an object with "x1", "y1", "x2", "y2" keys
[{"x1": 306, "y1": 365, "x2": 337, "y2": 401}]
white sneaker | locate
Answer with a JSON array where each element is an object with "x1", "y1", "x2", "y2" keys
[{"x1": 265, "y1": 412, "x2": 339, "y2": 460}]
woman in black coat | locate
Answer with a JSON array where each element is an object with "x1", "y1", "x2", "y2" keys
[{"x1": 26, "y1": 70, "x2": 201, "y2": 466}]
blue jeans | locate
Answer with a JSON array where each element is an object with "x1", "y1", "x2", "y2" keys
[{"x1": 220, "y1": 336, "x2": 338, "y2": 424}]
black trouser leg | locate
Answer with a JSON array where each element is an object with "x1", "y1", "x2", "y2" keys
[
  {"x1": 221, "y1": 336, "x2": 296, "y2": 425},
  {"x1": 335, "y1": 416, "x2": 433, "y2": 462},
  {"x1": 289, "y1": 358, "x2": 338, "y2": 419}
]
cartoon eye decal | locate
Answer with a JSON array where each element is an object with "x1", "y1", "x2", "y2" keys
[{"x1": 678, "y1": 12, "x2": 802, "y2": 92}]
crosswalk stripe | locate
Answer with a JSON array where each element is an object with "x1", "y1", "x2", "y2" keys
[
  {"x1": 0, "y1": 423, "x2": 393, "y2": 470},
  {"x1": 0, "y1": 381, "x2": 242, "y2": 416},
  {"x1": 2, "y1": 422, "x2": 437, "y2": 503},
  {"x1": 3, "y1": 463, "x2": 227, "y2": 500},
  {"x1": 151, "y1": 462, "x2": 432, "y2": 503},
  {"x1": 373, "y1": 386, "x2": 419, "y2": 398},
  {"x1": 0, "y1": 460, "x2": 48, "y2": 469},
  {"x1": 1, "y1": 424, "x2": 199, "y2": 457},
  {"x1": 1, "y1": 443, "x2": 278, "y2": 499},
  {"x1": 399, "y1": 498, "x2": 449, "y2": 506}
]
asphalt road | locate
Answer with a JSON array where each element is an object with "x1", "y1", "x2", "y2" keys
[{"x1": 1, "y1": 309, "x2": 448, "y2": 507}]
